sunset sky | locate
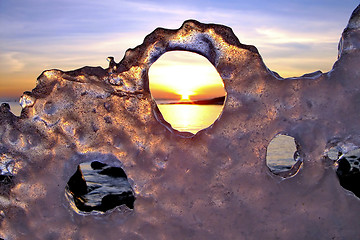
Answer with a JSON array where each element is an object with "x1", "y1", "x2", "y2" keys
[
  {"x1": 149, "y1": 51, "x2": 226, "y2": 101},
  {"x1": 0, "y1": 0, "x2": 358, "y2": 100}
]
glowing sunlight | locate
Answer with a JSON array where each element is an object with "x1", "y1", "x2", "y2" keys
[
  {"x1": 149, "y1": 51, "x2": 225, "y2": 102},
  {"x1": 149, "y1": 51, "x2": 226, "y2": 134}
]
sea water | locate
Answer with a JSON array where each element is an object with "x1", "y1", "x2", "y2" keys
[{"x1": 157, "y1": 104, "x2": 223, "y2": 134}]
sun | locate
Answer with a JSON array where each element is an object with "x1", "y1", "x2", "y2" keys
[
  {"x1": 179, "y1": 90, "x2": 193, "y2": 101},
  {"x1": 148, "y1": 51, "x2": 225, "y2": 102},
  {"x1": 181, "y1": 94, "x2": 189, "y2": 100}
]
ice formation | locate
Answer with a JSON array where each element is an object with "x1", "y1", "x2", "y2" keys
[{"x1": 1, "y1": 4, "x2": 360, "y2": 239}]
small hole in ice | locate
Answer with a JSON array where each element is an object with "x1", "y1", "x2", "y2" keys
[
  {"x1": 0, "y1": 154, "x2": 15, "y2": 185},
  {"x1": 326, "y1": 147, "x2": 360, "y2": 198},
  {"x1": 149, "y1": 51, "x2": 226, "y2": 134},
  {"x1": 266, "y1": 134, "x2": 302, "y2": 178},
  {"x1": 65, "y1": 161, "x2": 135, "y2": 213}
]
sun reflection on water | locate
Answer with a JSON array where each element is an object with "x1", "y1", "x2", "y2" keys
[{"x1": 157, "y1": 104, "x2": 223, "y2": 134}]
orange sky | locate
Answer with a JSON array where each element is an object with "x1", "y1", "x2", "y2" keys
[
  {"x1": 0, "y1": 51, "x2": 226, "y2": 101},
  {"x1": 149, "y1": 51, "x2": 225, "y2": 101},
  {"x1": 1, "y1": 1, "x2": 358, "y2": 101},
  {"x1": 0, "y1": 73, "x2": 36, "y2": 99},
  {"x1": 0, "y1": 52, "x2": 225, "y2": 102}
]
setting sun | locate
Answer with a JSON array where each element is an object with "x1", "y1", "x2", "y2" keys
[
  {"x1": 179, "y1": 90, "x2": 193, "y2": 101},
  {"x1": 149, "y1": 51, "x2": 225, "y2": 101},
  {"x1": 180, "y1": 94, "x2": 190, "y2": 100},
  {"x1": 148, "y1": 50, "x2": 226, "y2": 133}
]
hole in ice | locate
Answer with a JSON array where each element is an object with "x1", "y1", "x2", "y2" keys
[
  {"x1": 0, "y1": 154, "x2": 15, "y2": 185},
  {"x1": 266, "y1": 134, "x2": 303, "y2": 178},
  {"x1": 0, "y1": 174, "x2": 13, "y2": 185},
  {"x1": 325, "y1": 146, "x2": 360, "y2": 198},
  {"x1": 65, "y1": 161, "x2": 135, "y2": 213},
  {"x1": 149, "y1": 51, "x2": 226, "y2": 134}
]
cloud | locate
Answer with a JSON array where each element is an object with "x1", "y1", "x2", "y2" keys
[
  {"x1": 0, "y1": 0, "x2": 358, "y2": 97},
  {"x1": 255, "y1": 28, "x2": 338, "y2": 44},
  {"x1": 0, "y1": 52, "x2": 25, "y2": 73}
]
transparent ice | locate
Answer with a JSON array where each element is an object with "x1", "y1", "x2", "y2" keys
[{"x1": 1, "y1": 4, "x2": 360, "y2": 239}]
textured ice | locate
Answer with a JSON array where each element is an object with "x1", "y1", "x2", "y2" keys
[{"x1": 1, "y1": 4, "x2": 360, "y2": 239}]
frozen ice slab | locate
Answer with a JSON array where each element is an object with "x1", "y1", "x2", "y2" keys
[{"x1": 1, "y1": 4, "x2": 360, "y2": 239}]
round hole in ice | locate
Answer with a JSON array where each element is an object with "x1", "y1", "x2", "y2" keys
[
  {"x1": 65, "y1": 161, "x2": 135, "y2": 214},
  {"x1": 266, "y1": 134, "x2": 303, "y2": 178},
  {"x1": 149, "y1": 51, "x2": 226, "y2": 134}
]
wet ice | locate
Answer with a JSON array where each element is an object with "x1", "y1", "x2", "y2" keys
[{"x1": 1, "y1": 4, "x2": 360, "y2": 240}]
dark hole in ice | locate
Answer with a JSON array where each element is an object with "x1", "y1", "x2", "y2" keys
[
  {"x1": 65, "y1": 161, "x2": 135, "y2": 213},
  {"x1": 327, "y1": 147, "x2": 360, "y2": 198},
  {"x1": 0, "y1": 175, "x2": 13, "y2": 185},
  {"x1": 266, "y1": 134, "x2": 303, "y2": 178},
  {"x1": 148, "y1": 51, "x2": 226, "y2": 134}
]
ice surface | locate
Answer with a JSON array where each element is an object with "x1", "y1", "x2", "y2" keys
[{"x1": 1, "y1": 4, "x2": 360, "y2": 239}]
